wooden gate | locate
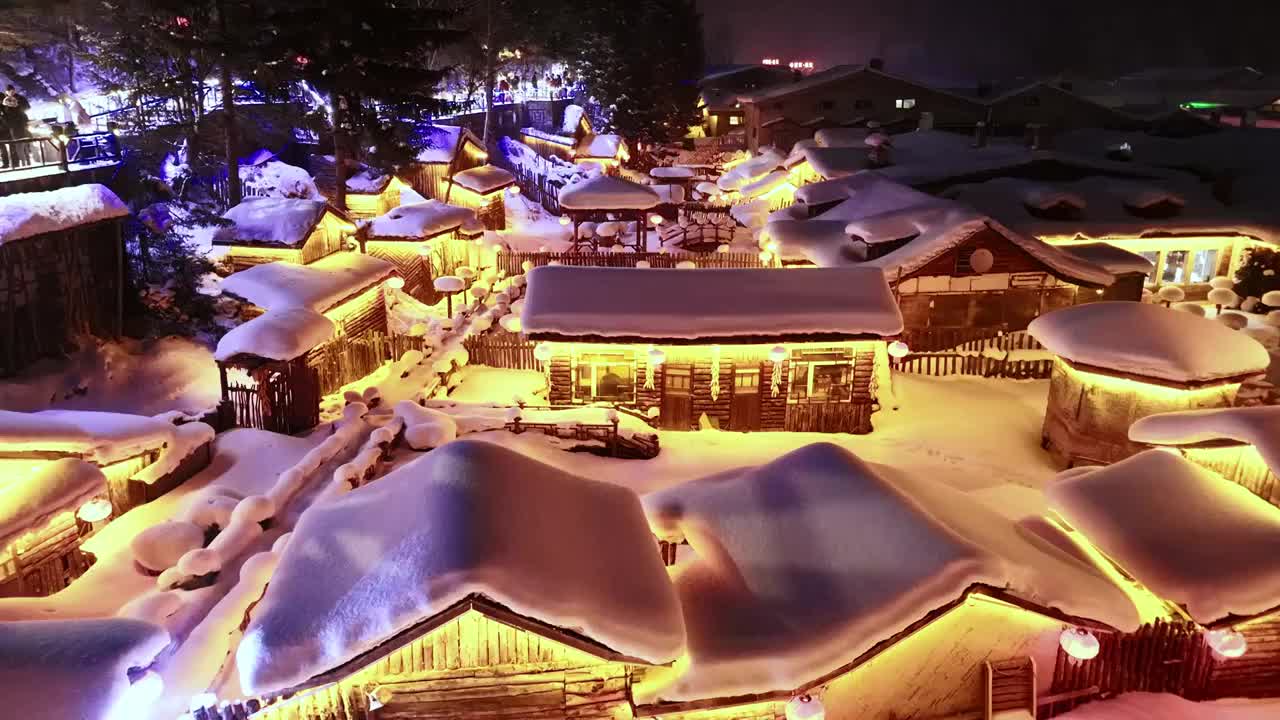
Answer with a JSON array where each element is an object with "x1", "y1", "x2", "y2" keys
[
  {"x1": 985, "y1": 657, "x2": 1035, "y2": 718},
  {"x1": 730, "y1": 368, "x2": 761, "y2": 430},
  {"x1": 221, "y1": 359, "x2": 321, "y2": 435},
  {"x1": 661, "y1": 366, "x2": 692, "y2": 430},
  {"x1": 784, "y1": 400, "x2": 873, "y2": 434}
]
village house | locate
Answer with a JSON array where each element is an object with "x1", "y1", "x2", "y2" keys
[
  {"x1": 519, "y1": 105, "x2": 629, "y2": 167},
  {"x1": 697, "y1": 64, "x2": 797, "y2": 137},
  {"x1": 0, "y1": 184, "x2": 131, "y2": 377},
  {"x1": 520, "y1": 265, "x2": 903, "y2": 433},
  {"x1": 400, "y1": 123, "x2": 490, "y2": 203},
  {"x1": 213, "y1": 197, "x2": 356, "y2": 271},
  {"x1": 358, "y1": 200, "x2": 485, "y2": 303},
  {"x1": 1028, "y1": 301, "x2": 1270, "y2": 467},
  {"x1": 982, "y1": 80, "x2": 1147, "y2": 135},
  {"x1": 310, "y1": 156, "x2": 413, "y2": 219},
  {"x1": 738, "y1": 62, "x2": 988, "y2": 153}
]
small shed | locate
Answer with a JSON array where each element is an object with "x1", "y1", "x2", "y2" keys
[
  {"x1": 311, "y1": 155, "x2": 412, "y2": 219},
  {"x1": 1029, "y1": 301, "x2": 1271, "y2": 467},
  {"x1": 445, "y1": 164, "x2": 517, "y2": 230},
  {"x1": 213, "y1": 197, "x2": 355, "y2": 271},
  {"x1": 1057, "y1": 242, "x2": 1154, "y2": 301},
  {"x1": 558, "y1": 175, "x2": 661, "y2": 252},
  {"x1": 0, "y1": 184, "x2": 130, "y2": 376},
  {"x1": 402, "y1": 124, "x2": 490, "y2": 201},
  {"x1": 359, "y1": 201, "x2": 484, "y2": 303},
  {"x1": 520, "y1": 265, "x2": 903, "y2": 433},
  {"x1": 0, "y1": 458, "x2": 104, "y2": 597}
]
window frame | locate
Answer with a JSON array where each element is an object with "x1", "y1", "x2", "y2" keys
[
  {"x1": 787, "y1": 359, "x2": 854, "y2": 403},
  {"x1": 574, "y1": 352, "x2": 637, "y2": 403}
]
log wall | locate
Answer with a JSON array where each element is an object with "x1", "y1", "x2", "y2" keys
[
  {"x1": 1202, "y1": 613, "x2": 1280, "y2": 700},
  {"x1": 1180, "y1": 444, "x2": 1280, "y2": 509},
  {"x1": 222, "y1": 246, "x2": 304, "y2": 272},
  {"x1": 0, "y1": 512, "x2": 95, "y2": 598}
]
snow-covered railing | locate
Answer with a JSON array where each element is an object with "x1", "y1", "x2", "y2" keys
[{"x1": 890, "y1": 330, "x2": 1054, "y2": 380}]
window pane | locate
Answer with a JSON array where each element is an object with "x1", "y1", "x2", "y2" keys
[
  {"x1": 1162, "y1": 250, "x2": 1188, "y2": 284},
  {"x1": 790, "y1": 364, "x2": 809, "y2": 400},
  {"x1": 811, "y1": 364, "x2": 851, "y2": 401},
  {"x1": 595, "y1": 362, "x2": 632, "y2": 400},
  {"x1": 1190, "y1": 249, "x2": 1218, "y2": 283}
]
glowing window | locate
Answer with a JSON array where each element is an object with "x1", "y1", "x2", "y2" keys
[
  {"x1": 789, "y1": 356, "x2": 853, "y2": 402},
  {"x1": 895, "y1": 98, "x2": 916, "y2": 109},
  {"x1": 729, "y1": 115, "x2": 742, "y2": 126},
  {"x1": 1162, "y1": 250, "x2": 1189, "y2": 284},
  {"x1": 1190, "y1": 249, "x2": 1219, "y2": 284},
  {"x1": 575, "y1": 354, "x2": 634, "y2": 402}
]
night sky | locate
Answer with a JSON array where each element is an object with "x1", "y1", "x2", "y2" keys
[{"x1": 696, "y1": 0, "x2": 1280, "y2": 85}]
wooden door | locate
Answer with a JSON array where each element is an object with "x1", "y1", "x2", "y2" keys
[
  {"x1": 661, "y1": 366, "x2": 692, "y2": 430},
  {"x1": 730, "y1": 368, "x2": 761, "y2": 430}
]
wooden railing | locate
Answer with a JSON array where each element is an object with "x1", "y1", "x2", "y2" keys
[
  {"x1": 890, "y1": 328, "x2": 1054, "y2": 380},
  {"x1": 495, "y1": 250, "x2": 764, "y2": 275},
  {"x1": 0, "y1": 131, "x2": 122, "y2": 177}
]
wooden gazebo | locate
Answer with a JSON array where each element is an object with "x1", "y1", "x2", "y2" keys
[{"x1": 558, "y1": 175, "x2": 661, "y2": 253}]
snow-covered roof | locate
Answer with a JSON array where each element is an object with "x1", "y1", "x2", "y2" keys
[
  {"x1": 1028, "y1": 302, "x2": 1271, "y2": 383},
  {"x1": 639, "y1": 443, "x2": 1137, "y2": 702},
  {"x1": 718, "y1": 147, "x2": 785, "y2": 191},
  {"x1": 362, "y1": 200, "x2": 476, "y2": 239},
  {"x1": 0, "y1": 409, "x2": 180, "y2": 465},
  {"x1": 1058, "y1": 243, "x2": 1155, "y2": 276},
  {"x1": 214, "y1": 307, "x2": 335, "y2": 362},
  {"x1": 559, "y1": 175, "x2": 660, "y2": 211},
  {"x1": 577, "y1": 133, "x2": 625, "y2": 159},
  {"x1": 239, "y1": 160, "x2": 322, "y2": 200},
  {"x1": 0, "y1": 618, "x2": 170, "y2": 720},
  {"x1": 561, "y1": 104, "x2": 586, "y2": 134},
  {"x1": 946, "y1": 176, "x2": 1280, "y2": 244},
  {"x1": 450, "y1": 164, "x2": 516, "y2": 194},
  {"x1": 0, "y1": 458, "x2": 104, "y2": 552},
  {"x1": 415, "y1": 124, "x2": 464, "y2": 163},
  {"x1": 650, "y1": 166, "x2": 695, "y2": 179},
  {"x1": 813, "y1": 127, "x2": 868, "y2": 148},
  {"x1": 739, "y1": 64, "x2": 868, "y2": 103},
  {"x1": 237, "y1": 440, "x2": 685, "y2": 695},
  {"x1": 1047, "y1": 450, "x2": 1280, "y2": 623},
  {"x1": 0, "y1": 184, "x2": 129, "y2": 245},
  {"x1": 345, "y1": 167, "x2": 392, "y2": 194},
  {"x1": 215, "y1": 198, "x2": 334, "y2": 248},
  {"x1": 1129, "y1": 405, "x2": 1280, "y2": 476},
  {"x1": 765, "y1": 219, "x2": 858, "y2": 266},
  {"x1": 219, "y1": 252, "x2": 395, "y2": 313},
  {"x1": 522, "y1": 266, "x2": 904, "y2": 342}
]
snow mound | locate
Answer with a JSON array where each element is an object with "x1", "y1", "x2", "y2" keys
[
  {"x1": 1047, "y1": 450, "x2": 1280, "y2": 623},
  {"x1": 522, "y1": 265, "x2": 904, "y2": 340},
  {"x1": 577, "y1": 133, "x2": 624, "y2": 159},
  {"x1": 451, "y1": 165, "x2": 515, "y2": 195},
  {"x1": 131, "y1": 521, "x2": 206, "y2": 573},
  {"x1": 215, "y1": 197, "x2": 330, "y2": 248},
  {"x1": 363, "y1": 200, "x2": 475, "y2": 239},
  {"x1": 0, "y1": 458, "x2": 104, "y2": 552},
  {"x1": 415, "y1": 124, "x2": 464, "y2": 163},
  {"x1": 237, "y1": 440, "x2": 685, "y2": 694},
  {"x1": 559, "y1": 175, "x2": 659, "y2": 211},
  {"x1": 718, "y1": 148, "x2": 784, "y2": 191},
  {"x1": 214, "y1": 308, "x2": 335, "y2": 361},
  {"x1": 220, "y1": 252, "x2": 394, "y2": 312},
  {"x1": 1055, "y1": 692, "x2": 1280, "y2": 720},
  {"x1": 1029, "y1": 302, "x2": 1271, "y2": 383},
  {"x1": 0, "y1": 184, "x2": 129, "y2": 245},
  {"x1": 0, "y1": 409, "x2": 178, "y2": 464},
  {"x1": 1130, "y1": 405, "x2": 1280, "y2": 477},
  {"x1": 1058, "y1": 242, "x2": 1155, "y2": 276},
  {"x1": 640, "y1": 443, "x2": 1137, "y2": 702},
  {"x1": 239, "y1": 160, "x2": 321, "y2": 200},
  {"x1": 0, "y1": 618, "x2": 170, "y2": 720}
]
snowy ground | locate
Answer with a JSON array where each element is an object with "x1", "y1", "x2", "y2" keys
[{"x1": 1056, "y1": 692, "x2": 1280, "y2": 720}]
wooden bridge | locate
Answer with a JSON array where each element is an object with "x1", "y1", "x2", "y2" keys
[{"x1": 0, "y1": 131, "x2": 124, "y2": 195}]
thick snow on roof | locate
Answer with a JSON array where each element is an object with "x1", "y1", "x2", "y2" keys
[
  {"x1": 363, "y1": 200, "x2": 475, "y2": 239},
  {"x1": 214, "y1": 308, "x2": 335, "y2": 362},
  {"x1": 1047, "y1": 450, "x2": 1280, "y2": 623},
  {"x1": 577, "y1": 133, "x2": 624, "y2": 158},
  {"x1": 215, "y1": 198, "x2": 331, "y2": 248},
  {"x1": 0, "y1": 458, "x2": 104, "y2": 552},
  {"x1": 651, "y1": 166, "x2": 695, "y2": 179},
  {"x1": 640, "y1": 443, "x2": 1137, "y2": 702},
  {"x1": 559, "y1": 175, "x2": 659, "y2": 210},
  {"x1": 451, "y1": 164, "x2": 516, "y2": 194},
  {"x1": 947, "y1": 176, "x2": 1280, "y2": 244},
  {"x1": 0, "y1": 618, "x2": 170, "y2": 720},
  {"x1": 1058, "y1": 242, "x2": 1155, "y2": 276},
  {"x1": 522, "y1": 266, "x2": 904, "y2": 341},
  {"x1": 0, "y1": 409, "x2": 178, "y2": 464},
  {"x1": 740, "y1": 64, "x2": 866, "y2": 103},
  {"x1": 561, "y1": 104, "x2": 586, "y2": 134},
  {"x1": 239, "y1": 160, "x2": 322, "y2": 200},
  {"x1": 415, "y1": 124, "x2": 463, "y2": 163},
  {"x1": 237, "y1": 440, "x2": 684, "y2": 694},
  {"x1": 1028, "y1": 302, "x2": 1270, "y2": 383},
  {"x1": 219, "y1": 252, "x2": 395, "y2": 312},
  {"x1": 1055, "y1": 692, "x2": 1280, "y2": 720},
  {"x1": 0, "y1": 184, "x2": 129, "y2": 245},
  {"x1": 1130, "y1": 405, "x2": 1280, "y2": 475},
  {"x1": 813, "y1": 127, "x2": 868, "y2": 148},
  {"x1": 718, "y1": 147, "x2": 785, "y2": 191},
  {"x1": 345, "y1": 167, "x2": 391, "y2": 193},
  {"x1": 764, "y1": 220, "x2": 858, "y2": 266}
]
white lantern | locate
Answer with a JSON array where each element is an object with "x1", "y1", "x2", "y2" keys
[
  {"x1": 384, "y1": 276, "x2": 405, "y2": 290},
  {"x1": 648, "y1": 348, "x2": 666, "y2": 366},
  {"x1": 716, "y1": 244, "x2": 730, "y2": 253},
  {"x1": 785, "y1": 693, "x2": 824, "y2": 720},
  {"x1": 1059, "y1": 627, "x2": 1101, "y2": 663},
  {"x1": 1209, "y1": 276, "x2": 1235, "y2": 290},
  {"x1": 1206, "y1": 628, "x2": 1247, "y2": 660},
  {"x1": 769, "y1": 345, "x2": 787, "y2": 363},
  {"x1": 676, "y1": 260, "x2": 696, "y2": 269},
  {"x1": 558, "y1": 215, "x2": 571, "y2": 226},
  {"x1": 533, "y1": 342, "x2": 554, "y2": 362},
  {"x1": 77, "y1": 497, "x2": 113, "y2": 523},
  {"x1": 649, "y1": 214, "x2": 665, "y2": 225},
  {"x1": 969, "y1": 248, "x2": 995, "y2": 274},
  {"x1": 887, "y1": 340, "x2": 910, "y2": 358},
  {"x1": 507, "y1": 185, "x2": 521, "y2": 196}
]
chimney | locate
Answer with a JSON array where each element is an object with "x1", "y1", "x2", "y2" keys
[
  {"x1": 869, "y1": 57, "x2": 885, "y2": 72},
  {"x1": 972, "y1": 121, "x2": 989, "y2": 148},
  {"x1": 917, "y1": 111, "x2": 934, "y2": 131},
  {"x1": 976, "y1": 81, "x2": 993, "y2": 98}
]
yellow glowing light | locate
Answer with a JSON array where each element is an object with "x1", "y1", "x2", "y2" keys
[
  {"x1": 1206, "y1": 628, "x2": 1247, "y2": 660},
  {"x1": 384, "y1": 276, "x2": 405, "y2": 290},
  {"x1": 649, "y1": 214, "x2": 665, "y2": 226},
  {"x1": 648, "y1": 347, "x2": 666, "y2": 366},
  {"x1": 323, "y1": 284, "x2": 384, "y2": 335},
  {"x1": 1044, "y1": 513, "x2": 1179, "y2": 623},
  {"x1": 887, "y1": 340, "x2": 910, "y2": 358},
  {"x1": 507, "y1": 185, "x2": 521, "y2": 196},
  {"x1": 558, "y1": 216, "x2": 570, "y2": 226},
  {"x1": 1059, "y1": 627, "x2": 1101, "y2": 662},
  {"x1": 76, "y1": 497, "x2": 113, "y2": 523},
  {"x1": 1057, "y1": 359, "x2": 1245, "y2": 404}
]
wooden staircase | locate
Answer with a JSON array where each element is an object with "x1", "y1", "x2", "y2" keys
[{"x1": 985, "y1": 656, "x2": 1036, "y2": 719}]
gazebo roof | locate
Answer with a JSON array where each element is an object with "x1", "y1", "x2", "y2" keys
[{"x1": 559, "y1": 175, "x2": 660, "y2": 211}]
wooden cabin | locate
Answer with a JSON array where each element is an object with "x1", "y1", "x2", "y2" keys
[
  {"x1": 984, "y1": 81, "x2": 1147, "y2": 134},
  {"x1": 359, "y1": 201, "x2": 485, "y2": 304},
  {"x1": 311, "y1": 156, "x2": 412, "y2": 219},
  {"x1": 521, "y1": 266, "x2": 903, "y2": 433},
  {"x1": 520, "y1": 108, "x2": 629, "y2": 168},
  {"x1": 1029, "y1": 302, "x2": 1271, "y2": 467},
  {"x1": 401, "y1": 124, "x2": 491, "y2": 202},
  {"x1": 558, "y1": 175, "x2": 661, "y2": 252},
  {"x1": 444, "y1": 164, "x2": 517, "y2": 230},
  {"x1": 0, "y1": 459, "x2": 104, "y2": 598},
  {"x1": 213, "y1": 197, "x2": 355, "y2": 272},
  {"x1": 0, "y1": 184, "x2": 130, "y2": 377}
]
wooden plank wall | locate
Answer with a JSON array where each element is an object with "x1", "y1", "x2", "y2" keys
[
  {"x1": 0, "y1": 514, "x2": 95, "y2": 598},
  {"x1": 1201, "y1": 614, "x2": 1280, "y2": 700},
  {"x1": 1181, "y1": 445, "x2": 1280, "y2": 509},
  {"x1": 223, "y1": 246, "x2": 304, "y2": 272}
]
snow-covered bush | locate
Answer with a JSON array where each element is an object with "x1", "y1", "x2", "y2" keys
[
  {"x1": 1172, "y1": 302, "x2": 1206, "y2": 317},
  {"x1": 131, "y1": 521, "x2": 206, "y2": 573},
  {"x1": 1156, "y1": 285, "x2": 1185, "y2": 305},
  {"x1": 1216, "y1": 312, "x2": 1249, "y2": 330},
  {"x1": 1207, "y1": 288, "x2": 1239, "y2": 311}
]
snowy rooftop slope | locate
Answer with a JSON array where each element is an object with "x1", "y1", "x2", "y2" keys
[
  {"x1": 363, "y1": 200, "x2": 475, "y2": 239},
  {"x1": 718, "y1": 148, "x2": 785, "y2": 191},
  {"x1": 814, "y1": 127, "x2": 868, "y2": 148},
  {"x1": 522, "y1": 266, "x2": 904, "y2": 341},
  {"x1": 0, "y1": 618, "x2": 170, "y2": 720},
  {"x1": 451, "y1": 164, "x2": 516, "y2": 194},
  {"x1": 1054, "y1": 692, "x2": 1280, "y2": 720},
  {"x1": 1130, "y1": 405, "x2": 1280, "y2": 475},
  {"x1": 0, "y1": 184, "x2": 129, "y2": 245},
  {"x1": 559, "y1": 175, "x2": 659, "y2": 210},
  {"x1": 345, "y1": 167, "x2": 391, "y2": 194},
  {"x1": 214, "y1": 308, "x2": 335, "y2": 362},
  {"x1": 0, "y1": 409, "x2": 178, "y2": 464},
  {"x1": 0, "y1": 459, "x2": 104, "y2": 552},
  {"x1": 220, "y1": 252, "x2": 394, "y2": 312},
  {"x1": 764, "y1": 220, "x2": 858, "y2": 266},
  {"x1": 946, "y1": 176, "x2": 1280, "y2": 244},
  {"x1": 577, "y1": 133, "x2": 625, "y2": 159},
  {"x1": 239, "y1": 160, "x2": 322, "y2": 200},
  {"x1": 1028, "y1": 302, "x2": 1270, "y2": 383},
  {"x1": 640, "y1": 443, "x2": 1137, "y2": 702},
  {"x1": 237, "y1": 440, "x2": 685, "y2": 694},
  {"x1": 215, "y1": 198, "x2": 331, "y2": 248},
  {"x1": 1058, "y1": 242, "x2": 1155, "y2": 276},
  {"x1": 415, "y1": 124, "x2": 464, "y2": 163},
  {"x1": 1047, "y1": 450, "x2": 1280, "y2": 623}
]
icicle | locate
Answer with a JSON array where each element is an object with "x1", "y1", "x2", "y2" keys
[
  {"x1": 710, "y1": 345, "x2": 721, "y2": 402},
  {"x1": 769, "y1": 345, "x2": 787, "y2": 397}
]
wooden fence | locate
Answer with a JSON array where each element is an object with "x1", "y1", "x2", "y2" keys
[
  {"x1": 308, "y1": 331, "x2": 428, "y2": 396},
  {"x1": 511, "y1": 164, "x2": 562, "y2": 215},
  {"x1": 784, "y1": 400, "x2": 874, "y2": 434},
  {"x1": 890, "y1": 328, "x2": 1054, "y2": 380},
  {"x1": 496, "y1": 250, "x2": 764, "y2": 276},
  {"x1": 463, "y1": 332, "x2": 540, "y2": 371}
]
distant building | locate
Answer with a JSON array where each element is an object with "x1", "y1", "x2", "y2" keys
[
  {"x1": 983, "y1": 81, "x2": 1147, "y2": 135},
  {"x1": 697, "y1": 64, "x2": 796, "y2": 137}
]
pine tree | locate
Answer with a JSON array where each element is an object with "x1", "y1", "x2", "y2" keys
[{"x1": 261, "y1": 0, "x2": 463, "y2": 210}]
